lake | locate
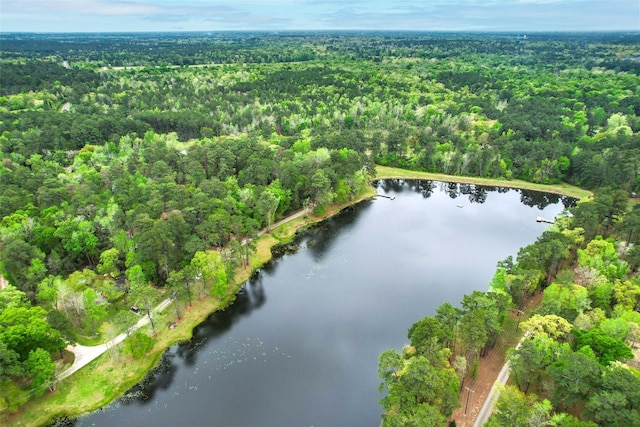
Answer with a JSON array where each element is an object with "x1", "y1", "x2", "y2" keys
[{"x1": 73, "y1": 180, "x2": 571, "y2": 427}]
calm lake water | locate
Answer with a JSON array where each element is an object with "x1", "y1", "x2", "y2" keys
[{"x1": 73, "y1": 180, "x2": 570, "y2": 427}]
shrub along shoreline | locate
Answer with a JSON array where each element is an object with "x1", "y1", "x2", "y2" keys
[{"x1": 4, "y1": 170, "x2": 589, "y2": 427}]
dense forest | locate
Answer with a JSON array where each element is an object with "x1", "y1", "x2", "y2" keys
[{"x1": 1, "y1": 32, "x2": 639, "y2": 424}]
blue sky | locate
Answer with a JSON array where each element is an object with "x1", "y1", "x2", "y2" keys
[{"x1": 1, "y1": 0, "x2": 638, "y2": 33}]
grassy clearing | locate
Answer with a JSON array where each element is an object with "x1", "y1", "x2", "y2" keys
[
  {"x1": 375, "y1": 165, "x2": 592, "y2": 200},
  {"x1": 4, "y1": 330, "x2": 163, "y2": 427}
]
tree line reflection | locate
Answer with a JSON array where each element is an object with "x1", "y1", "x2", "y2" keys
[{"x1": 374, "y1": 179, "x2": 575, "y2": 208}]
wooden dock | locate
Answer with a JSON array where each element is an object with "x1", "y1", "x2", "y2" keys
[
  {"x1": 376, "y1": 194, "x2": 396, "y2": 200},
  {"x1": 536, "y1": 216, "x2": 554, "y2": 224}
]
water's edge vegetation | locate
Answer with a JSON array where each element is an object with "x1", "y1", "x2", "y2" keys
[
  {"x1": 1, "y1": 32, "x2": 639, "y2": 426},
  {"x1": 4, "y1": 171, "x2": 587, "y2": 427}
]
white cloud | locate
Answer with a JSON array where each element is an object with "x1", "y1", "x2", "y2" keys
[{"x1": 1, "y1": 0, "x2": 638, "y2": 32}]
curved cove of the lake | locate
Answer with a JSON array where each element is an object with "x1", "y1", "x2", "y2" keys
[{"x1": 73, "y1": 180, "x2": 573, "y2": 427}]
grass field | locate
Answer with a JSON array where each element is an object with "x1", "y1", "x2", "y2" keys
[{"x1": 375, "y1": 166, "x2": 593, "y2": 200}]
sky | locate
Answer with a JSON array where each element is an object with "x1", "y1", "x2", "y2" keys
[{"x1": 1, "y1": 0, "x2": 639, "y2": 33}]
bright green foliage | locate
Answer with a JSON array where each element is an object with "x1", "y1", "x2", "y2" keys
[
  {"x1": 578, "y1": 238, "x2": 629, "y2": 281},
  {"x1": 487, "y1": 385, "x2": 553, "y2": 427},
  {"x1": 382, "y1": 401, "x2": 447, "y2": 427},
  {"x1": 26, "y1": 348, "x2": 55, "y2": 396},
  {"x1": 1, "y1": 33, "x2": 640, "y2": 420},
  {"x1": 587, "y1": 281, "x2": 613, "y2": 312},
  {"x1": 0, "y1": 306, "x2": 64, "y2": 362},
  {"x1": 0, "y1": 285, "x2": 30, "y2": 310},
  {"x1": 520, "y1": 314, "x2": 572, "y2": 341},
  {"x1": 550, "y1": 413, "x2": 598, "y2": 427},
  {"x1": 66, "y1": 269, "x2": 97, "y2": 292},
  {"x1": 539, "y1": 282, "x2": 590, "y2": 322},
  {"x1": 190, "y1": 250, "x2": 227, "y2": 298},
  {"x1": 612, "y1": 279, "x2": 640, "y2": 311},
  {"x1": 0, "y1": 380, "x2": 30, "y2": 414},
  {"x1": 35, "y1": 276, "x2": 60, "y2": 309},
  {"x1": 126, "y1": 264, "x2": 146, "y2": 287},
  {"x1": 124, "y1": 332, "x2": 155, "y2": 360},
  {"x1": 54, "y1": 218, "x2": 99, "y2": 267},
  {"x1": 0, "y1": 303, "x2": 64, "y2": 388},
  {"x1": 97, "y1": 248, "x2": 121, "y2": 278},
  {"x1": 212, "y1": 266, "x2": 228, "y2": 299},
  {"x1": 599, "y1": 317, "x2": 630, "y2": 342},
  {"x1": 488, "y1": 267, "x2": 508, "y2": 294}
]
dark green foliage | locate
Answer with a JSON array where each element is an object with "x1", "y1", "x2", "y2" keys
[
  {"x1": 585, "y1": 365, "x2": 640, "y2": 427},
  {"x1": 0, "y1": 61, "x2": 102, "y2": 96},
  {"x1": 547, "y1": 350, "x2": 602, "y2": 409},
  {"x1": 573, "y1": 328, "x2": 634, "y2": 366},
  {"x1": 46, "y1": 310, "x2": 77, "y2": 344},
  {"x1": 1, "y1": 32, "x2": 640, "y2": 419},
  {"x1": 408, "y1": 317, "x2": 443, "y2": 354}
]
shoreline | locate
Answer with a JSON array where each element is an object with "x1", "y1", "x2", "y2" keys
[
  {"x1": 4, "y1": 171, "x2": 589, "y2": 427},
  {"x1": 374, "y1": 166, "x2": 593, "y2": 200}
]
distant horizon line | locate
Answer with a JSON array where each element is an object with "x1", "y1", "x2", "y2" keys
[{"x1": 1, "y1": 29, "x2": 639, "y2": 37}]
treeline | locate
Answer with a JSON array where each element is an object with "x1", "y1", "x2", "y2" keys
[
  {"x1": 489, "y1": 191, "x2": 640, "y2": 426},
  {"x1": 0, "y1": 128, "x2": 373, "y2": 409},
  {"x1": 1, "y1": 32, "x2": 639, "y2": 417},
  {"x1": 2, "y1": 32, "x2": 639, "y2": 70},
  {"x1": 1, "y1": 129, "x2": 373, "y2": 291},
  {"x1": 378, "y1": 190, "x2": 640, "y2": 426},
  {"x1": 2, "y1": 34, "x2": 639, "y2": 194},
  {"x1": 0, "y1": 61, "x2": 102, "y2": 96}
]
